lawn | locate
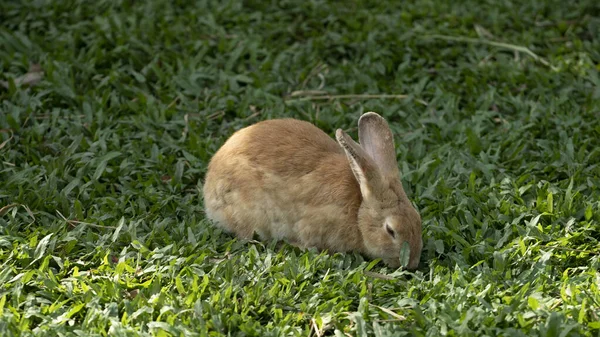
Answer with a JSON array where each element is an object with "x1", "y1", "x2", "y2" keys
[{"x1": 1, "y1": 0, "x2": 599, "y2": 336}]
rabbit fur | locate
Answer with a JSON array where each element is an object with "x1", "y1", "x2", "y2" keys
[{"x1": 203, "y1": 112, "x2": 422, "y2": 269}]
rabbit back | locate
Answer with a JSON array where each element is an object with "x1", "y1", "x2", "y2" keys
[{"x1": 203, "y1": 119, "x2": 365, "y2": 253}]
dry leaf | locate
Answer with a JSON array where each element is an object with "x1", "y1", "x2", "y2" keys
[
  {"x1": 0, "y1": 64, "x2": 44, "y2": 89},
  {"x1": 0, "y1": 130, "x2": 14, "y2": 150}
]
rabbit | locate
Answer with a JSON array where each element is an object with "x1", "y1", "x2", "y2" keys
[{"x1": 202, "y1": 112, "x2": 422, "y2": 269}]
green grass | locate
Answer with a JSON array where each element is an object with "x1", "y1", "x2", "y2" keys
[{"x1": 1, "y1": 0, "x2": 599, "y2": 335}]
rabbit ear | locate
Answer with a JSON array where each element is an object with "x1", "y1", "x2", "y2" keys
[
  {"x1": 336, "y1": 129, "x2": 383, "y2": 199},
  {"x1": 358, "y1": 112, "x2": 400, "y2": 178}
]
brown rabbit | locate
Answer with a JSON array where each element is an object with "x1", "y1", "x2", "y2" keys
[{"x1": 203, "y1": 112, "x2": 422, "y2": 269}]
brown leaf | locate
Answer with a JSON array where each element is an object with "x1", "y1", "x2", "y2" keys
[
  {"x1": 127, "y1": 289, "x2": 139, "y2": 299},
  {"x1": 0, "y1": 203, "x2": 19, "y2": 216},
  {"x1": 0, "y1": 64, "x2": 44, "y2": 89}
]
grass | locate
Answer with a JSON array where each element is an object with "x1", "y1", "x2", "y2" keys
[{"x1": 1, "y1": 0, "x2": 599, "y2": 335}]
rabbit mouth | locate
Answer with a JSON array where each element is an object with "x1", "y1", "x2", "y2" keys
[{"x1": 382, "y1": 257, "x2": 402, "y2": 269}]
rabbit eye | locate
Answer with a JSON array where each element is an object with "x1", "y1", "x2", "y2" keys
[{"x1": 385, "y1": 224, "x2": 396, "y2": 238}]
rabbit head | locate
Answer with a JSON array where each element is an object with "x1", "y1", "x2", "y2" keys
[{"x1": 336, "y1": 112, "x2": 422, "y2": 269}]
